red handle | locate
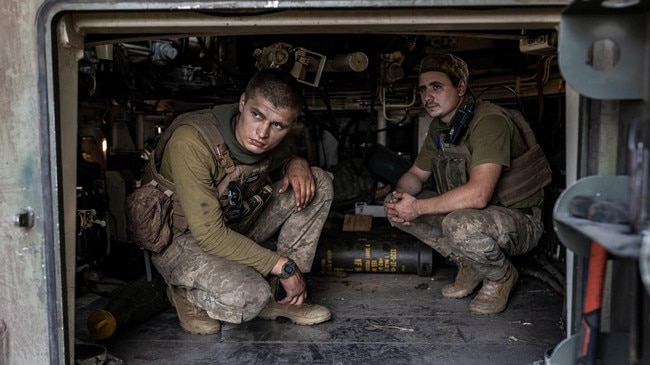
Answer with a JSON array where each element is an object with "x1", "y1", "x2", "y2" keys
[{"x1": 576, "y1": 241, "x2": 608, "y2": 365}]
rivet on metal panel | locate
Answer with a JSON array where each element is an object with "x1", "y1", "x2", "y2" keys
[{"x1": 13, "y1": 207, "x2": 34, "y2": 228}]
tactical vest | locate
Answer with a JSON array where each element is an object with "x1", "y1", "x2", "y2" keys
[
  {"x1": 141, "y1": 109, "x2": 272, "y2": 234},
  {"x1": 431, "y1": 101, "x2": 552, "y2": 207}
]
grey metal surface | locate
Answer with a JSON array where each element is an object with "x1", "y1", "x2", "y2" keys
[
  {"x1": 67, "y1": 8, "x2": 563, "y2": 41},
  {"x1": 548, "y1": 332, "x2": 629, "y2": 365},
  {"x1": 41, "y1": 0, "x2": 571, "y2": 11},
  {"x1": 641, "y1": 234, "x2": 650, "y2": 296},
  {"x1": 0, "y1": 0, "x2": 66, "y2": 364},
  {"x1": 558, "y1": 0, "x2": 650, "y2": 100},
  {"x1": 553, "y1": 175, "x2": 641, "y2": 258},
  {"x1": 75, "y1": 269, "x2": 565, "y2": 365}
]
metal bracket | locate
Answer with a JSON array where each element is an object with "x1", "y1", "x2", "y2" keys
[
  {"x1": 553, "y1": 175, "x2": 641, "y2": 257},
  {"x1": 558, "y1": 0, "x2": 650, "y2": 100},
  {"x1": 290, "y1": 47, "x2": 326, "y2": 87}
]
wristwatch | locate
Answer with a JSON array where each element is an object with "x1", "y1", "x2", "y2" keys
[{"x1": 278, "y1": 258, "x2": 297, "y2": 279}]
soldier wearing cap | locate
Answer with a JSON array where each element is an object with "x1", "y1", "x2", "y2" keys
[{"x1": 384, "y1": 53, "x2": 549, "y2": 314}]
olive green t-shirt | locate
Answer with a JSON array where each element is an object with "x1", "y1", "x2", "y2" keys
[
  {"x1": 159, "y1": 104, "x2": 282, "y2": 275},
  {"x1": 414, "y1": 101, "x2": 544, "y2": 208}
]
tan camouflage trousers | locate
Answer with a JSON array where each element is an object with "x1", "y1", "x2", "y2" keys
[
  {"x1": 387, "y1": 191, "x2": 543, "y2": 281},
  {"x1": 152, "y1": 167, "x2": 333, "y2": 323}
]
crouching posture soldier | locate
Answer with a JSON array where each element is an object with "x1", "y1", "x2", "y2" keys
[
  {"x1": 151, "y1": 69, "x2": 333, "y2": 334},
  {"x1": 384, "y1": 54, "x2": 551, "y2": 314}
]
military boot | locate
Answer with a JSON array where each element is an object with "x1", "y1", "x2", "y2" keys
[
  {"x1": 167, "y1": 285, "x2": 221, "y2": 334},
  {"x1": 469, "y1": 261, "x2": 518, "y2": 315},
  {"x1": 441, "y1": 255, "x2": 483, "y2": 299},
  {"x1": 258, "y1": 278, "x2": 332, "y2": 325}
]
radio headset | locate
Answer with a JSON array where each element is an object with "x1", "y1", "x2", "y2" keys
[{"x1": 444, "y1": 101, "x2": 475, "y2": 145}]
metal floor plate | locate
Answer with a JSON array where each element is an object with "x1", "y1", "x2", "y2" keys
[{"x1": 75, "y1": 267, "x2": 565, "y2": 365}]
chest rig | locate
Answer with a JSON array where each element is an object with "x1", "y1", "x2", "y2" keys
[
  {"x1": 141, "y1": 109, "x2": 272, "y2": 234},
  {"x1": 431, "y1": 138, "x2": 471, "y2": 196},
  {"x1": 431, "y1": 101, "x2": 552, "y2": 207}
]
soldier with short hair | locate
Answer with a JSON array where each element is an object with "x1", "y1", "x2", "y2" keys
[
  {"x1": 384, "y1": 53, "x2": 549, "y2": 314},
  {"x1": 152, "y1": 68, "x2": 333, "y2": 334}
]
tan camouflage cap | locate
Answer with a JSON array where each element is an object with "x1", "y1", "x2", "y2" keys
[{"x1": 418, "y1": 53, "x2": 469, "y2": 82}]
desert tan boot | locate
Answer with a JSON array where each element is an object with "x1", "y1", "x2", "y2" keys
[
  {"x1": 469, "y1": 262, "x2": 519, "y2": 315},
  {"x1": 258, "y1": 297, "x2": 332, "y2": 325},
  {"x1": 167, "y1": 285, "x2": 221, "y2": 334},
  {"x1": 441, "y1": 256, "x2": 483, "y2": 299}
]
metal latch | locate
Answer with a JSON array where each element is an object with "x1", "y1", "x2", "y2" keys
[{"x1": 13, "y1": 207, "x2": 34, "y2": 228}]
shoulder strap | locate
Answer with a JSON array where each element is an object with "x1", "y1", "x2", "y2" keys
[
  {"x1": 503, "y1": 108, "x2": 538, "y2": 149},
  {"x1": 154, "y1": 109, "x2": 236, "y2": 173},
  {"x1": 138, "y1": 109, "x2": 239, "y2": 234}
]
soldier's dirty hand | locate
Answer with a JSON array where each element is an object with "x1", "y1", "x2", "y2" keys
[
  {"x1": 279, "y1": 271, "x2": 307, "y2": 305},
  {"x1": 385, "y1": 191, "x2": 418, "y2": 225},
  {"x1": 384, "y1": 192, "x2": 402, "y2": 221},
  {"x1": 279, "y1": 158, "x2": 315, "y2": 211}
]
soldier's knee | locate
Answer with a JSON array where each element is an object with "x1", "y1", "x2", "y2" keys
[
  {"x1": 220, "y1": 276, "x2": 271, "y2": 321},
  {"x1": 442, "y1": 209, "x2": 482, "y2": 238},
  {"x1": 311, "y1": 167, "x2": 334, "y2": 198},
  {"x1": 245, "y1": 279, "x2": 272, "y2": 318}
]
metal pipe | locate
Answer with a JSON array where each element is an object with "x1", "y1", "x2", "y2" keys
[
  {"x1": 71, "y1": 8, "x2": 563, "y2": 41},
  {"x1": 329, "y1": 52, "x2": 368, "y2": 72},
  {"x1": 381, "y1": 86, "x2": 417, "y2": 123},
  {"x1": 377, "y1": 110, "x2": 387, "y2": 146}
]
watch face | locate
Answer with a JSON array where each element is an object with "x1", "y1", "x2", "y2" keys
[{"x1": 280, "y1": 260, "x2": 296, "y2": 279}]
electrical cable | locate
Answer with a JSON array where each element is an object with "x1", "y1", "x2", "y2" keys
[{"x1": 475, "y1": 84, "x2": 528, "y2": 123}]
